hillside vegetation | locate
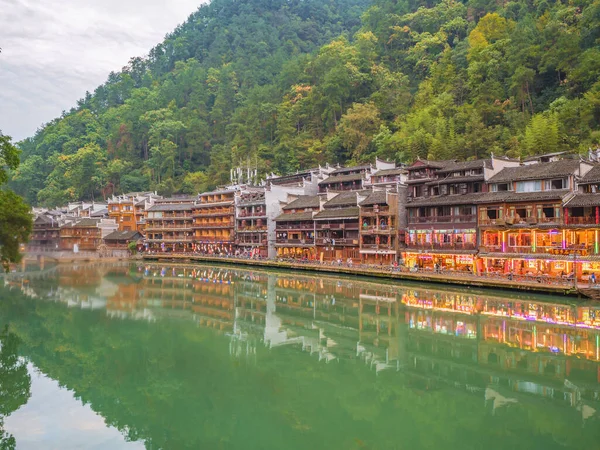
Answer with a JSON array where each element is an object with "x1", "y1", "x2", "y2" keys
[{"x1": 11, "y1": 0, "x2": 600, "y2": 206}]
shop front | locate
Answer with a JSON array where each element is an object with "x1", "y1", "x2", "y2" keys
[{"x1": 276, "y1": 246, "x2": 317, "y2": 260}]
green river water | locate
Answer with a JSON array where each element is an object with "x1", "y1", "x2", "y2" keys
[{"x1": 0, "y1": 262, "x2": 599, "y2": 449}]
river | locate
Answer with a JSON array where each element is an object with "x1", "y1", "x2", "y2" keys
[{"x1": 0, "y1": 262, "x2": 599, "y2": 449}]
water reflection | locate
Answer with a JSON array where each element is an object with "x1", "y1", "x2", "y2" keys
[
  {"x1": 0, "y1": 326, "x2": 31, "y2": 449},
  {"x1": 2, "y1": 262, "x2": 600, "y2": 449}
]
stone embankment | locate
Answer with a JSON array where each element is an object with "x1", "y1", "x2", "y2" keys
[{"x1": 141, "y1": 253, "x2": 587, "y2": 299}]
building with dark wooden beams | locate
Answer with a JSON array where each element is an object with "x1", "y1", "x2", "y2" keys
[
  {"x1": 274, "y1": 195, "x2": 319, "y2": 260},
  {"x1": 29, "y1": 214, "x2": 61, "y2": 251},
  {"x1": 359, "y1": 190, "x2": 399, "y2": 264},
  {"x1": 145, "y1": 198, "x2": 195, "y2": 253},
  {"x1": 478, "y1": 159, "x2": 594, "y2": 278},
  {"x1": 404, "y1": 158, "x2": 519, "y2": 271},
  {"x1": 314, "y1": 191, "x2": 363, "y2": 262},
  {"x1": 236, "y1": 189, "x2": 268, "y2": 258},
  {"x1": 193, "y1": 190, "x2": 236, "y2": 255}
]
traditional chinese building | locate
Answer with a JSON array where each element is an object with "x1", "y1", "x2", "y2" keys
[
  {"x1": 29, "y1": 214, "x2": 61, "y2": 251},
  {"x1": 404, "y1": 159, "x2": 502, "y2": 270},
  {"x1": 318, "y1": 165, "x2": 372, "y2": 193},
  {"x1": 193, "y1": 190, "x2": 236, "y2": 255},
  {"x1": 103, "y1": 230, "x2": 143, "y2": 251},
  {"x1": 478, "y1": 159, "x2": 594, "y2": 278},
  {"x1": 59, "y1": 218, "x2": 118, "y2": 252},
  {"x1": 274, "y1": 195, "x2": 319, "y2": 259},
  {"x1": 236, "y1": 189, "x2": 268, "y2": 257},
  {"x1": 359, "y1": 190, "x2": 399, "y2": 264},
  {"x1": 145, "y1": 199, "x2": 195, "y2": 253},
  {"x1": 108, "y1": 192, "x2": 159, "y2": 234},
  {"x1": 314, "y1": 191, "x2": 363, "y2": 262}
]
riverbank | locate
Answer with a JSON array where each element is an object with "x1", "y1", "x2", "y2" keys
[{"x1": 141, "y1": 253, "x2": 589, "y2": 299}]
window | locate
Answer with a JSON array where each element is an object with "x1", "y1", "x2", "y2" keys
[
  {"x1": 516, "y1": 181, "x2": 542, "y2": 192},
  {"x1": 544, "y1": 179, "x2": 566, "y2": 190},
  {"x1": 492, "y1": 183, "x2": 511, "y2": 192}
]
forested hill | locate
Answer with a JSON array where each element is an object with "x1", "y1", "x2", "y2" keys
[{"x1": 12, "y1": 0, "x2": 600, "y2": 206}]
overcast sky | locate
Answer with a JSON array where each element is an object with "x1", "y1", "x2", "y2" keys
[{"x1": 0, "y1": 0, "x2": 203, "y2": 141}]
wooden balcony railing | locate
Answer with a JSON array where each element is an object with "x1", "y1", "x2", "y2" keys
[
  {"x1": 479, "y1": 216, "x2": 563, "y2": 226},
  {"x1": 406, "y1": 242, "x2": 477, "y2": 251},
  {"x1": 315, "y1": 238, "x2": 358, "y2": 246},
  {"x1": 275, "y1": 224, "x2": 314, "y2": 230},
  {"x1": 408, "y1": 215, "x2": 476, "y2": 224},
  {"x1": 275, "y1": 238, "x2": 315, "y2": 245}
]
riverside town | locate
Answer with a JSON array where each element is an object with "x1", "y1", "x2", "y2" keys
[{"x1": 25, "y1": 151, "x2": 600, "y2": 296}]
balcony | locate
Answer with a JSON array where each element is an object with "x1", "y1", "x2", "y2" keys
[
  {"x1": 360, "y1": 226, "x2": 396, "y2": 234},
  {"x1": 479, "y1": 216, "x2": 563, "y2": 226},
  {"x1": 146, "y1": 236, "x2": 194, "y2": 243},
  {"x1": 361, "y1": 207, "x2": 391, "y2": 216},
  {"x1": 151, "y1": 214, "x2": 193, "y2": 219},
  {"x1": 275, "y1": 224, "x2": 314, "y2": 230},
  {"x1": 194, "y1": 237, "x2": 234, "y2": 243},
  {"x1": 275, "y1": 238, "x2": 315, "y2": 245},
  {"x1": 145, "y1": 225, "x2": 193, "y2": 231},
  {"x1": 408, "y1": 215, "x2": 476, "y2": 224},
  {"x1": 566, "y1": 216, "x2": 597, "y2": 225},
  {"x1": 361, "y1": 243, "x2": 395, "y2": 250},
  {"x1": 315, "y1": 238, "x2": 358, "y2": 246},
  {"x1": 237, "y1": 211, "x2": 266, "y2": 218},
  {"x1": 479, "y1": 244, "x2": 593, "y2": 256},
  {"x1": 406, "y1": 242, "x2": 477, "y2": 251},
  {"x1": 315, "y1": 222, "x2": 359, "y2": 230},
  {"x1": 193, "y1": 222, "x2": 235, "y2": 229},
  {"x1": 237, "y1": 239, "x2": 268, "y2": 246},
  {"x1": 237, "y1": 226, "x2": 267, "y2": 232}
]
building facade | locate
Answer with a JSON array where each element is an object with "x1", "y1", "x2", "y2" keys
[
  {"x1": 194, "y1": 190, "x2": 236, "y2": 255},
  {"x1": 274, "y1": 195, "x2": 319, "y2": 260},
  {"x1": 145, "y1": 199, "x2": 195, "y2": 253}
]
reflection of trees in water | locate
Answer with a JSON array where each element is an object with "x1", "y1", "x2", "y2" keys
[{"x1": 0, "y1": 325, "x2": 32, "y2": 450}]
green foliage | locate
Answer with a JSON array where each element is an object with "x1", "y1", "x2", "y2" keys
[
  {"x1": 0, "y1": 190, "x2": 32, "y2": 271},
  {"x1": 0, "y1": 132, "x2": 32, "y2": 271},
  {"x1": 11, "y1": 0, "x2": 600, "y2": 205}
]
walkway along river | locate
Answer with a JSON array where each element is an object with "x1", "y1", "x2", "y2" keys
[{"x1": 141, "y1": 253, "x2": 592, "y2": 298}]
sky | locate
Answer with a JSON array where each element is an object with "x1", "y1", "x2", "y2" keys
[{"x1": 0, "y1": 0, "x2": 203, "y2": 142}]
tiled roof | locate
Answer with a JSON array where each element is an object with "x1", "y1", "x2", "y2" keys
[
  {"x1": 319, "y1": 173, "x2": 365, "y2": 184},
  {"x1": 147, "y1": 203, "x2": 193, "y2": 212},
  {"x1": 359, "y1": 190, "x2": 388, "y2": 206},
  {"x1": 34, "y1": 215, "x2": 53, "y2": 224},
  {"x1": 425, "y1": 175, "x2": 485, "y2": 186},
  {"x1": 407, "y1": 159, "x2": 456, "y2": 171},
  {"x1": 564, "y1": 193, "x2": 600, "y2": 208},
  {"x1": 407, "y1": 193, "x2": 485, "y2": 207},
  {"x1": 104, "y1": 231, "x2": 143, "y2": 241},
  {"x1": 314, "y1": 207, "x2": 359, "y2": 220},
  {"x1": 73, "y1": 218, "x2": 101, "y2": 227},
  {"x1": 90, "y1": 208, "x2": 108, "y2": 217},
  {"x1": 274, "y1": 212, "x2": 314, "y2": 222},
  {"x1": 330, "y1": 165, "x2": 371, "y2": 175},
  {"x1": 501, "y1": 189, "x2": 571, "y2": 203},
  {"x1": 155, "y1": 197, "x2": 195, "y2": 203},
  {"x1": 323, "y1": 192, "x2": 358, "y2": 208},
  {"x1": 408, "y1": 189, "x2": 572, "y2": 207},
  {"x1": 198, "y1": 189, "x2": 236, "y2": 197},
  {"x1": 435, "y1": 159, "x2": 490, "y2": 174},
  {"x1": 372, "y1": 168, "x2": 404, "y2": 177},
  {"x1": 580, "y1": 165, "x2": 600, "y2": 184},
  {"x1": 282, "y1": 195, "x2": 320, "y2": 210},
  {"x1": 488, "y1": 160, "x2": 581, "y2": 183}
]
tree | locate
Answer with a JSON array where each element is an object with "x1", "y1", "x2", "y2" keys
[{"x1": 0, "y1": 133, "x2": 32, "y2": 271}]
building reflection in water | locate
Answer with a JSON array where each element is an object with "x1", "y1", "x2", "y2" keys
[{"x1": 6, "y1": 261, "x2": 600, "y2": 422}]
